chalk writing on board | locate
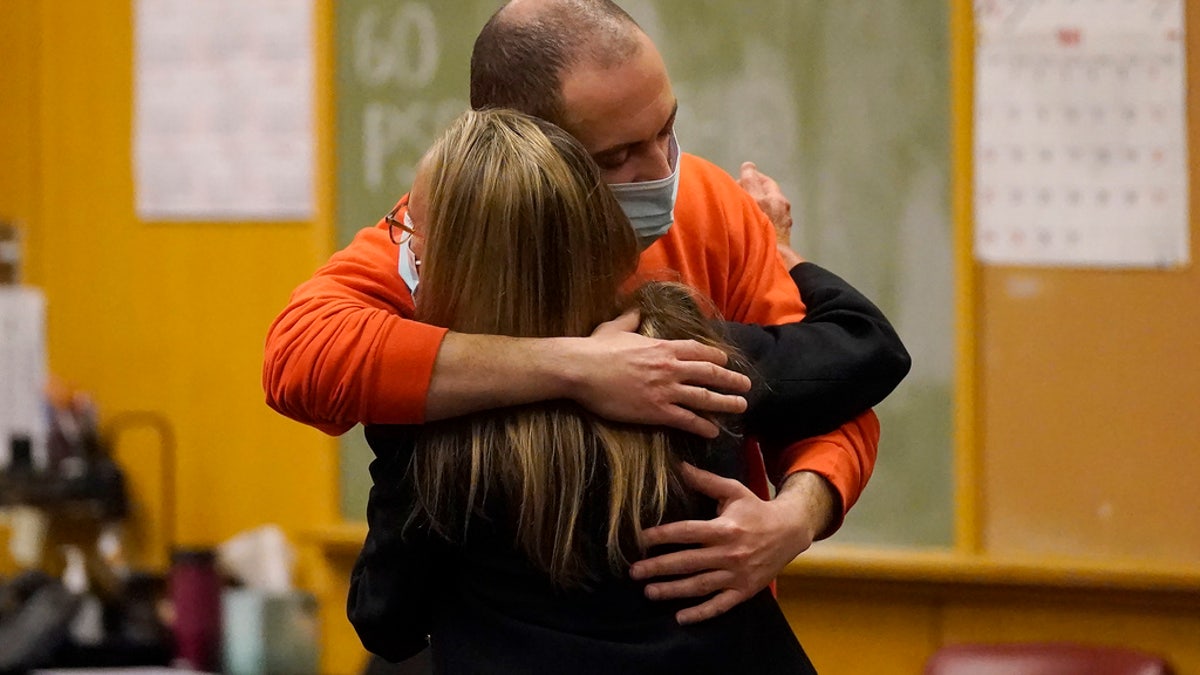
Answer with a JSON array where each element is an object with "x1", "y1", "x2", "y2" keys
[
  {"x1": 351, "y1": 2, "x2": 466, "y2": 194},
  {"x1": 354, "y1": 3, "x2": 439, "y2": 87}
]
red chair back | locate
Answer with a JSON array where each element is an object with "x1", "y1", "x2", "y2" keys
[{"x1": 925, "y1": 643, "x2": 1173, "y2": 675}]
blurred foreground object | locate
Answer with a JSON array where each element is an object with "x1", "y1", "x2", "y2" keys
[
  {"x1": 0, "y1": 221, "x2": 19, "y2": 285},
  {"x1": 925, "y1": 642, "x2": 1174, "y2": 675},
  {"x1": 218, "y1": 525, "x2": 318, "y2": 675},
  {"x1": 0, "y1": 285, "x2": 47, "y2": 476}
]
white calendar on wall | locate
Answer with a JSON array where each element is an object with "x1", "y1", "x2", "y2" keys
[
  {"x1": 134, "y1": 0, "x2": 315, "y2": 221},
  {"x1": 973, "y1": 0, "x2": 1190, "y2": 268}
]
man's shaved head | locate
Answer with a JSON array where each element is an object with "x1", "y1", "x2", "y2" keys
[{"x1": 470, "y1": 0, "x2": 644, "y2": 126}]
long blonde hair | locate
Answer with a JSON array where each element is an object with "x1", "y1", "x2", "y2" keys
[{"x1": 409, "y1": 109, "x2": 737, "y2": 587}]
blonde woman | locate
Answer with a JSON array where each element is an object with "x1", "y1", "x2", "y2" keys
[{"x1": 347, "y1": 108, "x2": 827, "y2": 674}]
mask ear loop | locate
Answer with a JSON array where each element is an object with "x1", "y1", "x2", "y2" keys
[
  {"x1": 398, "y1": 234, "x2": 422, "y2": 297},
  {"x1": 405, "y1": 213, "x2": 421, "y2": 269}
]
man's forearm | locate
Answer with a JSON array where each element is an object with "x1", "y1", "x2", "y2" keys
[
  {"x1": 765, "y1": 410, "x2": 879, "y2": 536},
  {"x1": 423, "y1": 316, "x2": 752, "y2": 437},
  {"x1": 774, "y1": 469, "x2": 838, "y2": 545},
  {"x1": 423, "y1": 332, "x2": 574, "y2": 421}
]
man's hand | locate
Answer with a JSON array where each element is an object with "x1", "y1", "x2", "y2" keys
[
  {"x1": 738, "y1": 161, "x2": 793, "y2": 242},
  {"x1": 629, "y1": 463, "x2": 835, "y2": 625},
  {"x1": 568, "y1": 311, "x2": 751, "y2": 438},
  {"x1": 738, "y1": 162, "x2": 803, "y2": 269},
  {"x1": 425, "y1": 313, "x2": 749, "y2": 429}
]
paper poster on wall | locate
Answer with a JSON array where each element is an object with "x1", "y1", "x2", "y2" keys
[
  {"x1": 134, "y1": 0, "x2": 314, "y2": 221},
  {"x1": 0, "y1": 289, "x2": 48, "y2": 472},
  {"x1": 973, "y1": 0, "x2": 1190, "y2": 268}
]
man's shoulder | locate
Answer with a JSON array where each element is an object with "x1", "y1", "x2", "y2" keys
[
  {"x1": 676, "y1": 153, "x2": 762, "y2": 229},
  {"x1": 680, "y1": 152, "x2": 738, "y2": 189},
  {"x1": 678, "y1": 152, "x2": 756, "y2": 208}
]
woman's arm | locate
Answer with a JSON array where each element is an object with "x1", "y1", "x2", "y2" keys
[
  {"x1": 724, "y1": 261, "x2": 911, "y2": 444},
  {"x1": 347, "y1": 426, "x2": 442, "y2": 663}
]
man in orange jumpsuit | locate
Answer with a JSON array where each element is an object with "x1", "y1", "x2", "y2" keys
[{"x1": 264, "y1": 0, "x2": 909, "y2": 625}]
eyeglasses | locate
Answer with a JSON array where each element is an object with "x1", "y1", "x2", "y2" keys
[{"x1": 385, "y1": 204, "x2": 417, "y2": 245}]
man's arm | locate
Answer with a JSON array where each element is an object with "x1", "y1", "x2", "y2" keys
[
  {"x1": 631, "y1": 346, "x2": 885, "y2": 624},
  {"x1": 630, "y1": 159, "x2": 908, "y2": 623},
  {"x1": 262, "y1": 223, "x2": 445, "y2": 435},
  {"x1": 427, "y1": 313, "x2": 750, "y2": 438},
  {"x1": 735, "y1": 160, "x2": 910, "y2": 433},
  {"x1": 263, "y1": 214, "x2": 751, "y2": 437},
  {"x1": 631, "y1": 464, "x2": 833, "y2": 625},
  {"x1": 630, "y1": 264, "x2": 891, "y2": 624},
  {"x1": 731, "y1": 160, "x2": 905, "y2": 513},
  {"x1": 725, "y1": 260, "x2": 906, "y2": 536}
]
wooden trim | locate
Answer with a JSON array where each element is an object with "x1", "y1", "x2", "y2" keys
[
  {"x1": 785, "y1": 545, "x2": 1200, "y2": 601},
  {"x1": 304, "y1": 523, "x2": 1200, "y2": 601},
  {"x1": 313, "y1": 0, "x2": 337, "y2": 261},
  {"x1": 312, "y1": 0, "x2": 341, "y2": 526},
  {"x1": 303, "y1": 522, "x2": 369, "y2": 558},
  {"x1": 950, "y1": 0, "x2": 981, "y2": 555}
]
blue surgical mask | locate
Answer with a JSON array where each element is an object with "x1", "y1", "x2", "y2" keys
[
  {"x1": 609, "y1": 133, "x2": 681, "y2": 249},
  {"x1": 397, "y1": 211, "x2": 421, "y2": 298}
]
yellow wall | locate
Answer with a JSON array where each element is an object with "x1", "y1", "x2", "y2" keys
[
  {"x1": 0, "y1": 0, "x2": 38, "y2": 268},
  {"x1": 4, "y1": 1, "x2": 1200, "y2": 674},
  {"x1": 0, "y1": 0, "x2": 338, "y2": 570},
  {"x1": 975, "y1": 2, "x2": 1200, "y2": 566}
]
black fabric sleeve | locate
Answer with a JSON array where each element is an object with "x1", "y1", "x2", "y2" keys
[
  {"x1": 346, "y1": 425, "x2": 443, "y2": 663},
  {"x1": 723, "y1": 262, "x2": 911, "y2": 444}
]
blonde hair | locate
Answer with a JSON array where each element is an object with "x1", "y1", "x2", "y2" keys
[{"x1": 409, "y1": 109, "x2": 738, "y2": 587}]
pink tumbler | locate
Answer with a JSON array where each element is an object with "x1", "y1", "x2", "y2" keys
[{"x1": 169, "y1": 548, "x2": 222, "y2": 671}]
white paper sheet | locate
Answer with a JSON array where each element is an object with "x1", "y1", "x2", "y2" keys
[
  {"x1": 0, "y1": 288, "x2": 48, "y2": 471},
  {"x1": 134, "y1": 0, "x2": 315, "y2": 221},
  {"x1": 973, "y1": 0, "x2": 1190, "y2": 268}
]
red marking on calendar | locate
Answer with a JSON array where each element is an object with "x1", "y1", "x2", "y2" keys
[{"x1": 1057, "y1": 28, "x2": 1082, "y2": 47}]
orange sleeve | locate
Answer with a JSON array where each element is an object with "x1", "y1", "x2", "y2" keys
[
  {"x1": 767, "y1": 409, "x2": 880, "y2": 535},
  {"x1": 685, "y1": 160, "x2": 881, "y2": 525},
  {"x1": 262, "y1": 206, "x2": 448, "y2": 435},
  {"x1": 717, "y1": 168, "x2": 808, "y2": 327}
]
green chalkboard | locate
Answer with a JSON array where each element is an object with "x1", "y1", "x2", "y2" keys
[
  {"x1": 335, "y1": 1, "x2": 953, "y2": 549},
  {"x1": 333, "y1": 0, "x2": 491, "y2": 520}
]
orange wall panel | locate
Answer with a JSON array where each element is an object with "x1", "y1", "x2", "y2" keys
[{"x1": 21, "y1": 0, "x2": 338, "y2": 567}]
